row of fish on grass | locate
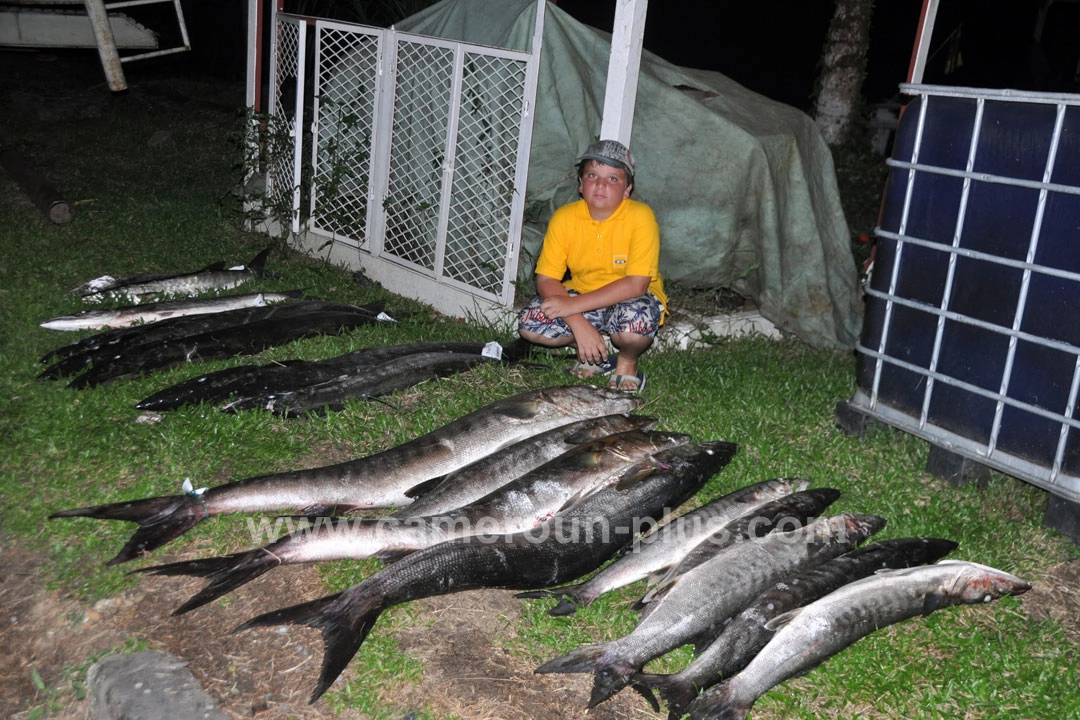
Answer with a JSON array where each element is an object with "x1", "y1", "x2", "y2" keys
[
  {"x1": 48, "y1": 385, "x2": 1030, "y2": 717},
  {"x1": 38, "y1": 249, "x2": 530, "y2": 413}
]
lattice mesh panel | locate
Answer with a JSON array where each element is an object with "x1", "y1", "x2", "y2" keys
[
  {"x1": 382, "y1": 40, "x2": 455, "y2": 270},
  {"x1": 443, "y1": 53, "x2": 528, "y2": 294},
  {"x1": 294, "y1": 16, "x2": 536, "y2": 309},
  {"x1": 312, "y1": 27, "x2": 380, "y2": 241},
  {"x1": 267, "y1": 19, "x2": 301, "y2": 218}
]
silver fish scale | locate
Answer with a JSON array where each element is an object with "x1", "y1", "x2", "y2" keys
[
  {"x1": 41, "y1": 291, "x2": 300, "y2": 331},
  {"x1": 84, "y1": 270, "x2": 254, "y2": 304},
  {"x1": 392, "y1": 413, "x2": 657, "y2": 518},
  {"x1": 270, "y1": 430, "x2": 691, "y2": 563},
  {"x1": 439, "y1": 430, "x2": 691, "y2": 530},
  {"x1": 204, "y1": 385, "x2": 643, "y2": 513},
  {"x1": 613, "y1": 514, "x2": 882, "y2": 672},
  {"x1": 663, "y1": 538, "x2": 956, "y2": 699},
  {"x1": 340, "y1": 442, "x2": 734, "y2": 607},
  {"x1": 716, "y1": 560, "x2": 1031, "y2": 710},
  {"x1": 555, "y1": 478, "x2": 808, "y2": 608}
]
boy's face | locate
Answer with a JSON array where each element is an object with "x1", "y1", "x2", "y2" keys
[{"x1": 579, "y1": 160, "x2": 632, "y2": 218}]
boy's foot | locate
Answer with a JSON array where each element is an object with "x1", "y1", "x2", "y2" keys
[
  {"x1": 610, "y1": 370, "x2": 646, "y2": 393},
  {"x1": 568, "y1": 353, "x2": 618, "y2": 379}
]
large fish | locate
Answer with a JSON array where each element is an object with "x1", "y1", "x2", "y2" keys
[
  {"x1": 140, "y1": 429, "x2": 691, "y2": 614},
  {"x1": 634, "y1": 537, "x2": 959, "y2": 718},
  {"x1": 391, "y1": 413, "x2": 658, "y2": 518},
  {"x1": 136, "y1": 340, "x2": 520, "y2": 412},
  {"x1": 40, "y1": 290, "x2": 305, "y2": 331},
  {"x1": 517, "y1": 478, "x2": 815, "y2": 616},
  {"x1": 685, "y1": 560, "x2": 1031, "y2": 720},
  {"x1": 65, "y1": 304, "x2": 389, "y2": 388},
  {"x1": 232, "y1": 440, "x2": 739, "y2": 703},
  {"x1": 533, "y1": 513, "x2": 886, "y2": 708},
  {"x1": 71, "y1": 247, "x2": 272, "y2": 304},
  {"x1": 38, "y1": 299, "x2": 385, "y2": 376},
  {"x1": 224, "y1": 350, "x2": 506, "y2": 416},
  {"x1": 50, "y1": 385, "x2": 643, "y2": 565},
  {"x1": 634, "y1": 488, "x2": 843, "y2": 610}
]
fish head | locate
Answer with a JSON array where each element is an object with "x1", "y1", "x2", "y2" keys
[
  {"x1": 549, "y1": 384, "x2": 645, "y2": 414},
  {"x1": 892, "y1": 537, "x2": 960, "y2": 566},
  {"x1": 780, "y1": 476, "x2": 811, "y2": 494},
  {"x1": 938, "y1": 560, "x2": 1032, "y2": 604},
  {"x1": 660, "y1": 440, "x2": 738, "y2": 474},
  {"x1": 807, "y1": 513, "x2": 887, "y2": 548},
  {"x1": 847, "y1": 512, "x2": 888, "y2": 539},
  {"x1": 608, "y1": 430, "x2": 692, "y2": 456}
]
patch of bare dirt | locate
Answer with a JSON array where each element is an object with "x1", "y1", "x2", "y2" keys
[
  {"x1": 0, "y1": 544, "x2": 652, "y2": 720},
  {"x1": 1022, "y1": 559, "x2": 1080, "y2": 646}
]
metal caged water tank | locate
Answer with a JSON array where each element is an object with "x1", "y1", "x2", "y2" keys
[{"x1": 838, "y1": 83, "x2": 1080, "y2": 543}]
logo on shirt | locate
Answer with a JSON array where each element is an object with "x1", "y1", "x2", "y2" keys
[{"x1": 613, "y1": 255, "x2": 628, "y2": 266}]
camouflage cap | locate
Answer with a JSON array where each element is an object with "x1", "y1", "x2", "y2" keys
[{"x1": 578, "y1": 139, "x2": 635, "y2": 179}]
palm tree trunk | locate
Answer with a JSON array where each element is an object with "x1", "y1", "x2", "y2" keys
[{"x1": 815, "y1": 0, "x2": 875, "y2": 146}]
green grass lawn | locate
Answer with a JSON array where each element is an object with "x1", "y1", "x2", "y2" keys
[{"x1": 1, "y1": 55, "x2": 1078, "y2": 720}]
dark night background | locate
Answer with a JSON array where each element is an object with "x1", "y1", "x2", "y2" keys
[
  {"x1": 85, "y1": 0, "x2": 1080, "y2": 112},
  {"x1": 551, "y1": 0, "x2": 1080, "y2": 109}
]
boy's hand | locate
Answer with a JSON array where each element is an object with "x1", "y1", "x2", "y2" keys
[
  {"x1": 570, "y1": 324, "x2": 608, "y2": 364},
  {"x1": 538, "y1": 295, "x2": 576, "y2": 319}
]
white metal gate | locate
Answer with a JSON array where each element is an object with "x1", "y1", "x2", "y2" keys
[{"x1": 265, "y1": 6, "x2": 544, "y2": 321}]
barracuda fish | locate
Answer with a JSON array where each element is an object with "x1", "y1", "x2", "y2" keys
[
  {"x1": 72, "y1": 247, "x2": 271, "y2": 304},
  {"x1": 516, "y1": 478, "x2": 814, "y2": 616},
  {"x1": 635, "y1": 488, "x2": 842, "y2": 610},
  {"x1": 634, "y1": 537, "x2": 959, "y2": 718},
  {"x1": 685, "y1": 560, "x2": 1031, "y2": 720},
  {"x1": 136, "y1": 340, "x2": 520, "y2": 412},
  {"x1": 140, "y1": 429, "x2": 692, "y2": 615},
  {"x1": 223, "y1": 350, "x2": 504, "y2": 416},
  {"x1": 392, "y1": 413, "x2": 657, "y2": 518},
  {"x1": 232, "y1": 440, "x2": 739, "y2": 703},
  {"x1": 38, "y1": 299, "x2": 385, "y2": 375},
  {"x1": 50, "y1": 385, "x2": 644, "y2": 565},
  {"x1": 534, "y1": 513, "x2": 886, "y2": 708},
  {"x1": 40, "y1": 290, "x2": 305, "y2": 331},
  {"x1": 64, "y1": 304, "x2": 389, "y2": 388}
]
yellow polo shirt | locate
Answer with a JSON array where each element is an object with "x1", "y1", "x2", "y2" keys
[{"x1": 535, "y1": 198, "x2": 667, "y2": 321}]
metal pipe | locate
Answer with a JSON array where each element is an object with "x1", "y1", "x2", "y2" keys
[{"x1": 0, "y1": 148, "x2": 75, "y2": 225}]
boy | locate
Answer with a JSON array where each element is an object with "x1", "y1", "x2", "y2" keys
[{"x1": 518, "y1": 140, "x2": 666, "y2": 392}]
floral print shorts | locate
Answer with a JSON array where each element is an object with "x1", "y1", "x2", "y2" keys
[{"x1": 517, "y1": 291, "x2": 663, "y2": 339}]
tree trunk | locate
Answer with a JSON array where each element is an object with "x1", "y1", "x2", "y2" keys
[{"x1": 814, "y1": 0, "x2": 875, "y2": 146}]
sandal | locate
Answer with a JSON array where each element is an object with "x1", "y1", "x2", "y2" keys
[
  {"x1": 610, "y1": 370, "x2": 646, "y2": 393},
  {"x1": 567, "y1": 353, "x2": 618, "y2": 379}
]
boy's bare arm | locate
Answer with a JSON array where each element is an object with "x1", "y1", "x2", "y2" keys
[{"x1": 537, "y1": 275, "x2": 650, "y2": 319}]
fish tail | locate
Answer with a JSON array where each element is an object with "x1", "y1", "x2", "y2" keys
[
  {"x1": 49, "y1": 494, "x2": 209, "y2": 565},
  {"x1": 534, "y1": 641, "x2": 611, "y2": 675},
  {"x1": 536, "y1": 643, "x2": 636, "y2": 707},
  {"x1": 686, "y1": 679, "x2": 751, "y2": 720},
  {"x1": 513, "y1": 585, "x2": 585, "y2": 616},
  {"x1": 234, "y1": 589, "x2": 384, "y2": 703},
  {"x1": 631, "y1": 673, "x2": 699, "y2": 719},
  {"x1": 511, "y1": 589, "x2": 554, "y2": 599},
  {"x1": 137, "y1": 548, "x2": 282, "y2": 615}
]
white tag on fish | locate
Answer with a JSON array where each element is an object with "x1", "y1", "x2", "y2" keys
[
  {"x1": 181, "y1": 477, "x2": 208, "y2": 496},
  {"x1": 482, "y1": 341, "x2": 503, "y2": 359},
  {"x1": 376, "y1": 311, "x2": 397, "y2": 323}
]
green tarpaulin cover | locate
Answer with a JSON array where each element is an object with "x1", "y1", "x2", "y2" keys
[{"x1": 399, "y1": 0, "x2": 862, "y2": 349}]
